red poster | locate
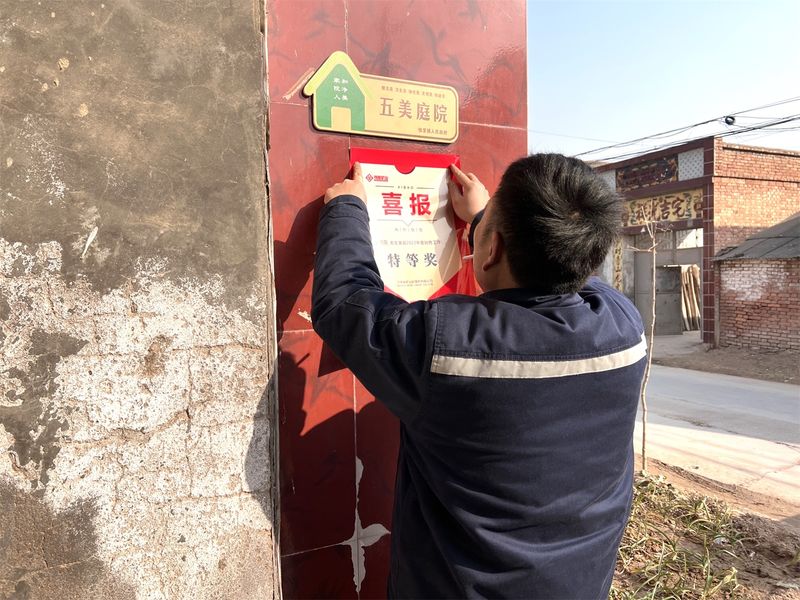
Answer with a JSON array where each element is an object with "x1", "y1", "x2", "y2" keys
[{"x1": 350, "y1": 148, "x2": 477, "y2": 300}]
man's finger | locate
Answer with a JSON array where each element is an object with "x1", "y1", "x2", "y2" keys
[
  {"x1": 352, "y1": 162, "x2": 364, "y2": 182},
  {"x1": 447, "y1": 177, "x2": 462, "y2": 199},
  {"x1": 450, "y1": 164, "x2": 471, "y2": 186}
]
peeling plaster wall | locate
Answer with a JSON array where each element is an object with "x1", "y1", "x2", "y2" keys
[{"x1": 0, "y1": 1, "x2": 277, "y2": 598}]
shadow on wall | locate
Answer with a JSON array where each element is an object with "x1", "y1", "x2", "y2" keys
[
  {"x1": 247, "y1": 190, "x2": 399, "y2": 595},
  {"x1": 268, "y1": 347, "x2": 396, "y2": 599},
  {"x1": 244, "y1": 383, "x2": 278, "y2": 526},
  {"x1": 242, "y1": 188, "x2": 329, "y2": 570},
  {"x1": 272, "y1": 194, "x2": 347, "y2": 376},
  {"x1": 275, "y1": 348, "x2": 355, "y2": 553},
  {"x1": 274, "y1": 196, "x2": 325, "y2": 334},
  {"x1": 0, "y1": 483, "x2": 136, "y2": 599}
]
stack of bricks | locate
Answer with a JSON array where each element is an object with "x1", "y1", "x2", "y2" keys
[{"x1": 717, "y1": 258, "x2": 800, "y2": 352}]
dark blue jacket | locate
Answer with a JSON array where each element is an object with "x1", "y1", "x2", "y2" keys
[{"x1": 312, "y1": 195, "x2": 646, "y2": 599}]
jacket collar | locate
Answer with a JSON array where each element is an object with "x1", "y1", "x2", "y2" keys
[{"x1": 480, "y1": 287, "x2": 583, "y2": 308}]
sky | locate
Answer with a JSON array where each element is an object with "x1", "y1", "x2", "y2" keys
[{"x1": 526, "y1": 0, "x2": 800, "y2": 161}]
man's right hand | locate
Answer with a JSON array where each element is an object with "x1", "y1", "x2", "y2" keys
[
  {"x1": 448, "y1": 164, "x2": 489, "y2": 223},
  {"x1": 325, "y1": 162, "x2": 366, "y2": 204}
]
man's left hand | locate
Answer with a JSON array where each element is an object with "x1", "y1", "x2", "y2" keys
[{"x1": 324, "y1": 162, "x2": 366, "y2": 204}]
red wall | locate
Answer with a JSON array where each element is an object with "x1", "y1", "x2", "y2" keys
[{"x1": 266, "y1": 1, "x2": 527, "y2": 596}]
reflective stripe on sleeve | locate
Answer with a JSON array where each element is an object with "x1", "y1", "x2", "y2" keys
[{"x1": 430, "y1": 335, "x2": 647, "y2": 379}]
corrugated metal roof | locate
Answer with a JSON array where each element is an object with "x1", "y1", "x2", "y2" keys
[{"x1": 714, "y1": 212, "x2": 800, "y2": 260}]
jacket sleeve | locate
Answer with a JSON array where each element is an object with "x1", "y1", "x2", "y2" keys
[{"x1": 311, "y1": 194, "x2": 436, "y2": 425}]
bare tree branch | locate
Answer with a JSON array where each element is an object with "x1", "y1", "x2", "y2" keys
[{"x1": 633, "y1": 207, "x2": 663, "y2": 474}]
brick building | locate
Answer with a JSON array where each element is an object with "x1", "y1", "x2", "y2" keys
[
  {"x1": 596, "y1": 137, "x2": 800, "y2": 345},
  {"x1": 714, "y1": 215, "x2": 800, "y2": 352}
]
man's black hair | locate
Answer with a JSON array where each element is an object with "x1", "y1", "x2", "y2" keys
[{"x1": 492, "y1": 153, "x2": 621, "y2": 294}]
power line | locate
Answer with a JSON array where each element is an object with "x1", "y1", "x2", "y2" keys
[
  {"x1": 716, "y1": 126, "x2": 800, "y2": 141},
  {"x1": 735, "y1": 125, "x2": 800, "y2": 132},
  {"x1": 721, "y1": 125, "x2": 800, "y2": 144},
  {"x1": 731, "y1": 114, "x2": 792, "y2": 120},
  {"x1": 574, "y1": 119, "x2": 717, "y2": 157},
  {"x1": 720, "y1": 114, "x2": 800, "y2": 138},
  {"x1": 730, "y1": 96, "x2": 800, "y2": 114},
  {"x1": 574, "y1": 96, "x2": 800, "y2": 158},
  {"x1": 588, "y1": 114, "x2": 800, "y2": 163}
]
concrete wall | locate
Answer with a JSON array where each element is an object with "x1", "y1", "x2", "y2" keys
[
  {"x1": 717, "y1": 259, "x2": 800, "y2": 352},
  {"x1": 0, "y1": 2, "x2": 278, "y2": 598}
]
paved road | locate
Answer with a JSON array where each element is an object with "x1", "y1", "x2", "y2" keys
[{"x1": 634, "y1": 365, "x2": 800, "y2": 505}]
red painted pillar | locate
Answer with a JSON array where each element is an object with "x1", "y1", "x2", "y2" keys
[{"x1": 266, "y1": 1, "x2": 528, "y2": 596}]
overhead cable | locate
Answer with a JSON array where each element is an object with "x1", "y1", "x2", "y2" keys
[{"x1": 574, "y1": 96, "x2": 800, "y2": 158}]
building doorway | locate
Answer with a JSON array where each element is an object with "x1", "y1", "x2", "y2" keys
[{"x1": 633, "y1": 229, "x2": 703, "y2": 335}]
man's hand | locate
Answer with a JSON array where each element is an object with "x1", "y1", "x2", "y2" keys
[
  {"x1": 325, "y1": 162, "x2": 366, "y2": 204},
  {"x1": 448, "y1": 164, "x2": 489, "y2": 223}
]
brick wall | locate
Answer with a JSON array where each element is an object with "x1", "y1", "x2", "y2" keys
[
  {"x1": 601, "y1": 138, "x2": 799, "y2": 346},
  {"x1": 713, "y1": 141, "x2": 800, "y2": 254},
  {"x1": 715, "y1": 140, "x2": 800, "y2": 180},
  {"x1": 717, "y1": 258, "x2": 800, "y2": 352}
]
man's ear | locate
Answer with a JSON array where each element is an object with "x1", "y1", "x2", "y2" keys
[{"x1": 481, "y1": 230, "x2": 505, "y2": 272}]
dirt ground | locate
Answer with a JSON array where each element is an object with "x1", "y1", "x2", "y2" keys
[
  {"x1": 653, "y1": 345, "x2": 799, "y2": 384},
  {"x1": 626, "y1": 338, "x2": 799, "y2": 596},
  {"x1": 645, "y1": 458, "x2": 800, "y2": 535},
  {"x1": 640, "y1": 459, "x2": 800, "y2": 598}
]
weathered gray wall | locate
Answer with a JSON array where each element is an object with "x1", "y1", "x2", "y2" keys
[{"x1": 0, "y1": 1, "x2": 277, "y2": 597}]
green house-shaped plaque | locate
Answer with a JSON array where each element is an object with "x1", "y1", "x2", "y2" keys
[{"x1": 304, "y1": 52, "x2": 367, "y2": 132}]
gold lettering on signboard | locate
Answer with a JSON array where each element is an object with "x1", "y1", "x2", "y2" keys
[{"x1": 623, "y1": 188, "x2": 703, "y2": 227}]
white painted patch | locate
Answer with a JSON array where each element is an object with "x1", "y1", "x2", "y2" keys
[
  {"x1": 724, "y1": 268, "x2": 786, "y2": 302},
  {"x1": 339, "y1": 457, "x2": 390, "y2": 592},
  {"x1": 0, "y1": 239, "x2": 62, "y2": 275},
  {"x1": 297, "y1": 310, "x2": 312, "y2": 324},
  {"x1": 0, "y1": 238, "x2": 275, "y2": 597}
]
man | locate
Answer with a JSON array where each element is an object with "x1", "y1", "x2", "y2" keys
[{"x1": 311, "y1": 154, "x2": 645, "y2": 599}]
